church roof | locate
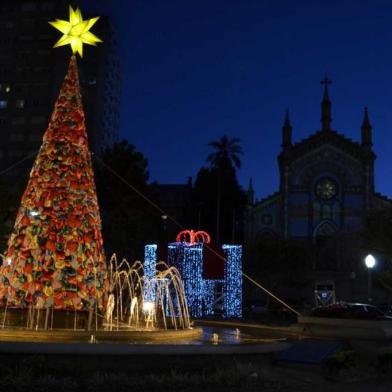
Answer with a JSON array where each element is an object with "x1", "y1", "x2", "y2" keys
[
  {"x1": 374, "y1": 192, "x2": 392, "y2": 206},
  {"x1": 254, "y1": 191, "x2": 280, "y2": 208},
  {"x1": 279, "y1": 129, "x2": 375, "y2": 164},
  {"x1": 279, "y1": 80, "x2": 376, "y2": 164}
]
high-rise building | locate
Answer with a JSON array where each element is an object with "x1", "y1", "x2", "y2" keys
[{"x1": 0, "y1": 0, "x2": 120, "y2": 180}]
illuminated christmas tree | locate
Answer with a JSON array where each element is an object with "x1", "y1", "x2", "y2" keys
[{"x1": 0, "y1": 7, "x2": 107, "y2": 314}]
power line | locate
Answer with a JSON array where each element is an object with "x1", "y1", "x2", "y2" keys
[
  {"x1": 95, "y1": 155, "x2": 302, "y2": 317},
  {"x1": 0, "y1": 150, "x2": 38, "y2": 177},
  {"x1": 0, "y1": 149, "x2": 302, "y2": 317}
]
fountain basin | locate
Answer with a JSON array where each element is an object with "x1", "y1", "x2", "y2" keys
[
  {"x1": 0, "y1": 321, "x2": 295, "y2": 356},
  {"x1": 0, "y1": 326, "x2": 202, "y2": 344}
]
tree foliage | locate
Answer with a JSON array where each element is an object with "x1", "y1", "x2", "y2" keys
[
  {"x1": 207, "y1": 134, "x2": 243, "y2": 169},
  {"x1": 246, "y1": 236, "x2": 313, "y2": 293},
  {"x1": 362, "y1": 207, "x2": 392, "y2": 255},
  {"x1": 361, "y1": 206, "x2": 392, "y2": 291},
  {"x1": 189, "y1": 135, "x2": 246, "y2": 244},
  {"x1": 94, "y1": 140, "x2": 161, "y2": 260}
]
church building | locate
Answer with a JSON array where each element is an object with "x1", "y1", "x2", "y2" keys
[
  {"x1": 246, "y1": 79, "x2": 392, "y2": 301},
  {"x1": 248, "y1": 78, "x2": 392, "y2": 240}
]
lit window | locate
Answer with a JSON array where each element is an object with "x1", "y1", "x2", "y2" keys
[
  {"x1": 0, "y1": 101, "x2": 7, "y2": 109},
  {"x1": 16, "y1": 100, "x2": 25, "y2": 109}
]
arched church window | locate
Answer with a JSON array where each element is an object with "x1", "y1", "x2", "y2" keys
[
  {"x1": 261, "y1": 214, "x2": 272, "y2": 225},
  {"x1": 314, "y1": 221, "x2": 336, "y2": 237},
  {"x1": 320, "y1": 204, "x2": 332, "y2": 220},
  {"x1": 314, "y1": 221, "x2": 337, "y2": 271}
]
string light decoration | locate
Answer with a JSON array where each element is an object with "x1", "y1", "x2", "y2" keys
[
  {"x1": 168, "y1": 242, "x2": 204, "y2": 317},
  {"x1": 144, "y1": 245, "x2": 157, "y2": 302},
  {"x1": 203, "y1": 280, "x2": 220, "y2": 316},
  {"x1": 222, "y1": 245, "x2": 242, "y2": 318},
  {"x1": 176, "y1": 230, "x2": 211, "y2": 244},
  {"x1": 146, "y1": 230, "x2": 243, "y2": 318}
]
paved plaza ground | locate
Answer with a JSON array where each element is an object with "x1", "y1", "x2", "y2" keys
[{"x1": 0, "y1": 348, "x2": 391, "y2": 392}]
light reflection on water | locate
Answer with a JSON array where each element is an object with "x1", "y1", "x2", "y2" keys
[
  {"x1": 95, "y1": 327, "x2": 288, "y2": 345},
  {"x1": 185, "y1": 327, "x2": 287, "y2": 345},
  {"x1": 192, "y1": 327, "x2": 242, "y2": 345}
]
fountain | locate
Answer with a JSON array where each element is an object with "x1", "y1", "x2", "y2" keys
[
  {"x1": 104, "y1": 255, "x2": 191, "y2": 331},
  {"x1": 0, "y1": 252, "x2": 200, "y2": 343}
]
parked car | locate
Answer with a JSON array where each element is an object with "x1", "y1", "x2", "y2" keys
[
  {"x1": 311, "y1": 302, "x2": 392, "y2": 321},
  {"x1": 377, "y1": 303, "x2": 392, "y2": 315}
]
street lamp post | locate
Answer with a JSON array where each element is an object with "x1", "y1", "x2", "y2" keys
[
  {"x1": 161, "y1": 215, "x2": 168, "y2": 242},
  {"x1": 364, "y1": 254, "x2": 376, "y2": 303}
]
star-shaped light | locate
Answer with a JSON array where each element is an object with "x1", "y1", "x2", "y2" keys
[{"x1": 49, "y1": 6, "x2": 102, "y2": 57}]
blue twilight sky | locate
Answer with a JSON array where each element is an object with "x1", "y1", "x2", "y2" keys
[{"x1": 83, "y1": 0, "x2": 392, "y2": 199}]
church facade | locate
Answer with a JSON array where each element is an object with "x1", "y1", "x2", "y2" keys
[
  {"x1": 247, "y1": 80, "x2": 392, "y2": 241},
  {"x1": 246, "y1": 79, "x2": 392, "y2": 302}
]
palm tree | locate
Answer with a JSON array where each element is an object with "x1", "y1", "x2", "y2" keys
[
  {"x1": 207, "y1": 134, "x2": 243, "y2": 169},
  {"x1": 207, "y1": 134, "x2": 243, "y2": 243}
]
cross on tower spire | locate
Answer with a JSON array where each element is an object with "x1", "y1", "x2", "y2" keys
[
  {"x1": 320, "y1": 76, "x2": 332, "y2": 131},
  {"x1": 321, "y1": 76, "x2": 332, "y2": 86}
]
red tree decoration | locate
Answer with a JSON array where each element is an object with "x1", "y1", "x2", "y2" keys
[{"x1": 0, "y1": 56, "x2": 107, "y2": 312}]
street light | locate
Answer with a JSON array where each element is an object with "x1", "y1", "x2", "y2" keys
[
  {"x1": 364, "y1": 254, "x2": 376, "y2": 303},
  {"x1": 161, "y1": 215, "x2": 168, "y2": 241}
]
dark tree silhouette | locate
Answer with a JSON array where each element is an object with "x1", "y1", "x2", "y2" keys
[
  {"x1": 207, "y1": 134, "x2": 243, "y2": 169},
  {"x1": 189, "y1": 135, "x2": 246, "y2": 244},
  {"x1": 206, "y1": 134, "x2": 244, "y2": 242},
  {"x1": 361, "y1": 207, "x2": 392, "y2": 292},
  {"x1": 95, "y1": 140, "x2": 161, "y2": 260}
]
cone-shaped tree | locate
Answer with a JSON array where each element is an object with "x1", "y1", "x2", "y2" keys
[{"x1": 0, "y1": 56, "x2": 107, "y2": 311}]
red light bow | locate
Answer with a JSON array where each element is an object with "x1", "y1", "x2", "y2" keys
[{"x1": 176, "y1": 230, "x2": 211, "y2": 244}]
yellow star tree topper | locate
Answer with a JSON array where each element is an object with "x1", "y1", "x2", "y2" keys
[{"x1": 49, "y1": 6, "x2": 102, "y2": 57}]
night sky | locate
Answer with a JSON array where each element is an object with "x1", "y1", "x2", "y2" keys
[{"x1": 83, "y1": 0, "x2": 392, "y2": 200}]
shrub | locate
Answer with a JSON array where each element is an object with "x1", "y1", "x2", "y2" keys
[
  {"x1": 325, "y1": 350, "x2": 358, "y2": 375},
  {"x1": 377, "y1": 352, "x2": 392, "y2": 373}
]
